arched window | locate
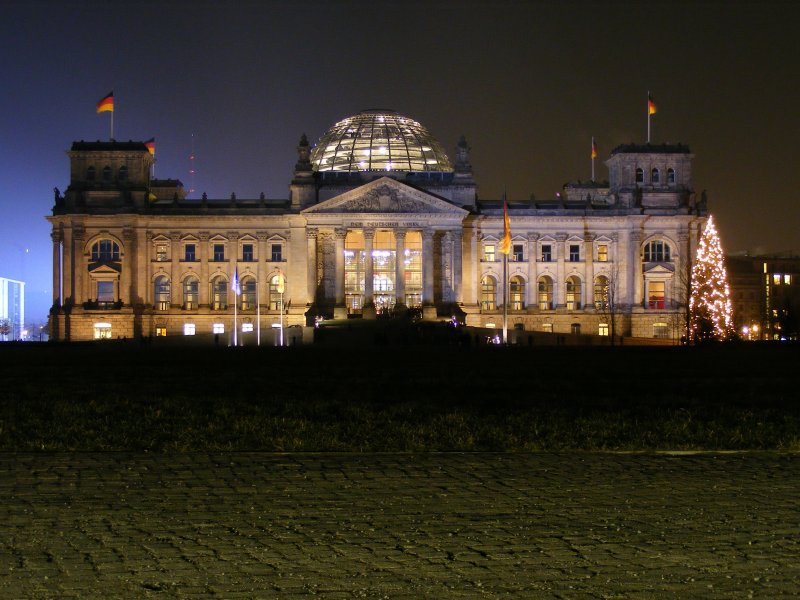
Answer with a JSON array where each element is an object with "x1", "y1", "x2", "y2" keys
[
  {"x1": 651, "y1": 168, "x2": 660, "y2": 184},
  {"x1": 102, "y1": 166, "x2": 112, "y2": 182},
  {"x1": 183, "y1": 276, "x2": 198, "y2": 309},
  {"x1": 644, "y1": 240, "x2": 671, "y2": 262},
  {"x1": 537, "y1": 276, "x2": 553, "y2": 310},
  {"x1": 566, "y1": 276, "x2": 582, "y2": 310},
  {"x1": 91, "y1": 240, "x2": 120, "y2": 262},
  {"x1": 667, "y1": 168, "x2": 675, "y2": 184},
  {"x1": 211, "y1": 276, "x2": 228, "y2": 310},
  {"x1": 635, "y1": 168, "x2": 644, "y2": 183},
  {"x1": 240, "y1": 277, "x2": 256, "y2": 310},
  {"x1": 86, "y1": 166, "x2": 96, "y2": 181},
  {"x1": 480, "y1": 275, "x2": 497, "y2": 311},
  {"x1": 594, "y1": 276, "x2": 609, "y2": 310},
  {"x1": 510, "y1": 276, "x2": 525, "y2": 310},
  {"x1": 118, "y1": 165, "x2": 128, "y2": 182},
  {"x1": 269, "y1": 274, "x2": 284, "y2": 311},
  {"x1": 154, "y1": 275, "x2": 170, "y2": 310}
]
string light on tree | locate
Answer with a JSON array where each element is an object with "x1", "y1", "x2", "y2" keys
[{"x1": 689, "y1": 214, "x2": 734, "y2": 342}]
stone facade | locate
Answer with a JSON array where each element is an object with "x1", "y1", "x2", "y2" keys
[{"x1": 47, "y1": 112, "x2": 707, "y2": 343}]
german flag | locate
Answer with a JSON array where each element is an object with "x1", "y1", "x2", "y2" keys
[
  {"x1": 145, "y1": 138, "x2": 155, "y2": 155},
  {"x1": 500, "y1": 201, "x2": 512, "y2": 255},
  {"x1": 648, "y1": 93, "x2": 657, "y2": 116},
  {"x1": 591, "y1": 139, "x2": 598, "y2": 159},
  {"x1": 96, "y1": 92, "x2": 114, "y2": 113}
]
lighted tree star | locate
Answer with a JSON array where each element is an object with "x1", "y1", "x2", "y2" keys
[{"x1": 689, "y1": 214, "x2": 734, "y2": 342}]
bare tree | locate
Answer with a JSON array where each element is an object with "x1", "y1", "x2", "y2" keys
[{"x1": 595, "y1": 261, "x2": 621, "y2": 346}]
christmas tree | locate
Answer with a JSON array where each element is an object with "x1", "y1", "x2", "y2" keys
[{"x1": 689, "y1": 214, "x2": 734, "y2": 342}]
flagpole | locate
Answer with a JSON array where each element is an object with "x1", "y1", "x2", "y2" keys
[
  {"x1": 110, "y1": 109, "x2": 114, "y2": 141},
  {"x1": 233, "y1": 292, "x2": 238, "y2": 347},
  {"x1": 502, "y1": 251, "x2": 508, "y2": 345},
  {"x1": 256, "y1": 279, "x2": 261, "y2": 346}
]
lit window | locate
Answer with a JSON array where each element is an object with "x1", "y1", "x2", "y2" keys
[
  {"x1": 212, "y1": 323, "x2": 225, "y2": 334},
  {"x1": 483, "y1": 244, "x2": 496, "y2": 262},
  {"x1": 653, "y1": 322, "x2": 669, "y2": 339},
  {"x1": 538, "y1": 276, "x2": 553, "y2": 310},
  {"x1": 597, "y1": 244, "x2": 608, "y2": 262},
  {"x1": 93, "y1": 323, "x2": 112, "y2": 339},
  {"x1": 648, "y1": 281, "x2": 666, "y2": 309},
  {"x1": 510, "y1": 276, "x2": 525, "y2": 310},
  {"x1": 183, "y1": 323, "x2": 196, "y2": 336},
  {"x1": 156, "y1": 243, "x2": 168, "y2": 261},
  {"x1": 652, "y1": 168, "x2": 660, "y2": 184},
  {"x1": 644, "y1": 241, "x2": 671, "y2": 262},
  {"x1": 242, "y1": 323, "x2": 254, "y2": 333},
  {"x1": 155, "y1": 326, "x2": 167, "y2": 337},
  {"x1": 184, "y1": 244, "x2": 196, "y2": 262},
  {"x1": 542, "y1": 323, "x2": 553, "y2": 333},
  {"x1": 785, "y1": 274, "x2": 792, "y2": 285},
  {"x1": 598, "y1": 323, "x2": 609, "y2": 336},
  {"x1": 91, "y1": 240, "x2": 120, "y2": 262},
  {"x1": 242, "y1": 243, "x2": 254, "y2": 262},
  {"x1": 213, "y1": 244, "x2": 225, "y2": 261},
  {"x1": 183, "y1": 277, "x2": 198, "y2": 309},
  {"x1": 569, "y1": 244, "x2": 580, "y2": 262},
  {"x1": 241, "y1": 278, "x2": 256, "y2": 310},
  {"x1": 773, "y1": 274, "x2": 781, "y2": 285},
  {"x1": 212, "y1": 278, "x2": 228, "y2": 310},
  {"x1": 541, "y1": 244, "x2": 552, "y2": 262},
  {"x1": 269, "y1": 274, "x2": 285, "y2": 310},
  {"x1": 154, "y1": 276, "x2": 171, "y2": 310},
  {"x1": 635, "y1": 168, "x2": 644, "y2": 183},
  {"x1": 594, "y1": 276, "x2": 609, "y2": 309},
  {"x1": 512, "y1": 244, "x2": 524, "y2": 262},
  {"x1": 271, "y1": 244, "x2": 283, "y2": 262},
  {"x1": 481, "y1": 275, "x2": 497, "y2": 310},
  {"x1": 566, "y1": 277, "x2": 581, "y2": 310}
]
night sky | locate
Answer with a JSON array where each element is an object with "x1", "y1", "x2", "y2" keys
[{"x1": 2, "y1": 0, "x2": 797, "y2": 323}]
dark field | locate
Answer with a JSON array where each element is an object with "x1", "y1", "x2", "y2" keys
[{"x1": 1, "y1": 340, "x2": 798, "y2": 451}]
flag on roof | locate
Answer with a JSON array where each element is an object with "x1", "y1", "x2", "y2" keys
[
  {"x1": 648, "y1": 93, "x2": 657, "y2": 116},
  {"x1": 96, "y1": 92, "x2": 114, "y2": 113},
  {"x1": 591, "y1": 138, "x2": 598, "y2": 159},
  {"x1": 145, "y1": 138, "x2": 155, "y2": 155}
]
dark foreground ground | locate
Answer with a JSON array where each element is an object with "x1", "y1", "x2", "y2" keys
[{"x1": 0, "y1": 340, "x2": 798, "y2": 451}]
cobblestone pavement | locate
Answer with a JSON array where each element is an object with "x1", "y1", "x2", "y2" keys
[{"x1": 1, "y1": 453, "x2": 798, "y2": 599}]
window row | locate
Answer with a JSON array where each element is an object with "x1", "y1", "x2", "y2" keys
[
  {"x1": 635, "y1": 167, "x2": 676, "y2": 184},
  {"x1": 479, "y1": 275, "x2": 612, "y2": 311},
  {"x1": 152, "y1": 275, "x2": 287, "y2": 311},
  {"x1": 86, "y1": 165, "x2": 129, "y2": 182},
  {"x1": 482, "y1": 243, "x2": 610, "y2": 263},
  {"x1": 154, "y1": 242, "x2": 284, "y2": 263}
]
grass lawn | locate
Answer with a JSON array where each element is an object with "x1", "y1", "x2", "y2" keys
[{"x1": 1, "y1": 340, "x2": 798, "y2": 452}]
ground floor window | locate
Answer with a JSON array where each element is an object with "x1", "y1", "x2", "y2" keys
[
  {"x1": 598, "y1": 323, "x2": 609, "y2": 336},
  {"x1": 93, "y1": 322, "x2": 112, "y2": 339},
  {"x1": 183, "y1": 323, "x2": 196, "y2": 336},
  {"x1": 571, "y1": 323, "x2": 581, "y2": 335},
  {"x1": 212, "y1": 323, "x2": 225, "y2": 334},
  {"x1": 542, "y1": 323, "x2": 553, "y2": 333},
  {"x1": 653, "y1": 322, "x2": 670, "y2": 339},
  {"x1": 155, "y1": 326, "x2": 167, "y2": 337},
  {"x1": 242, "y1": 323, "x2": 254, "y2": 333}
]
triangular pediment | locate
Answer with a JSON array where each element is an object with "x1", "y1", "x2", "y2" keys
[
  {"x1": 302, "y1": 177, "x2": 467, "y2": 215},
  {"x1": 643, "y1": 263, "x2": 675, "y2": 274}
]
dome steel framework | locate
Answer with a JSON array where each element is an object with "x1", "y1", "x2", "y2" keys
[{"x1": 310, "y1": 110, "x2": 452, "y2": 173}]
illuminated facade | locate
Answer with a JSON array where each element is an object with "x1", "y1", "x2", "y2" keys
[
  {"x1": 0, "y1": 277, "x2": 25, "y2": 341},
  {"x1": 48, "y1": 109, "x2": 707, "y2": 342}
]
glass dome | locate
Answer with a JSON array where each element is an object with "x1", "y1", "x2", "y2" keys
[{"x1": 310, "y1": 109, "x2": 453, "y2": 173}]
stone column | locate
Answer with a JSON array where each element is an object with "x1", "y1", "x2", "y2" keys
[
  {"x1": 451, "y1": 229, "x2": 463, "y2": 304},
  {"x1": 257, "y1": 231, "x2": 269, "y2": 308},
  {"x1": 333, "y1": 228, "x2": 347, "y2": 318},
  {"x1": 555, "y1": 233, "x2": 567, "y2": 308},
  {"x1": 170, "y1": 231, "x2": 181, "y2": 306},
  {"x1": 121, "y1": 228, "x2": 134, "y2": 306},
  {"x1": 199, "y1": 231, "x2": 210, "y2": 307},
  {"x1": 630, "y1": 230, "x2": 643, "y2": 308},
  {"x1": 584, "y1": 233, "x2": 595, "y2": 310},
  {"x1": 73, "y1": 225, "x2": 85, "y2": 305},
  {"x1": 363, "y1": 228, "x2": 375, "y2": 308},
  {"x1": 394, "y1": 229, "x2": 406, "y2": 309},
  {"x1": 62, "y1": 226, "x2": 73, "y2": 305},
  {"x1": 422, "y1": 228, "x2": 436, "y2": 318},
  {"x1": 305, "y1": 228, "x2": 317, "y2": 304},
  {"x1": 51, "y1": 229, "x2": 62, "y2": 307},
  {"x1": 527, "y1": 233, "x2": 538, "y2": 308}
]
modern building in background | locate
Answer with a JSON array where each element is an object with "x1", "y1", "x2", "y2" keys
[
  {"x1": 47, "y1": 109, "x2": 707, "y2": 343},
  {"x1": 0, "y1": 277, "x2": 25, "y2": 341},
  {"x1": 728, "y1": 255, "x2": 799, "y2": 340}
]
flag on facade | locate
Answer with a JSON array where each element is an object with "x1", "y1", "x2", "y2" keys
[
  {"x1": 648, "y1": 93, "x2": 657, "y2": 115},
  {"x1": 500, "y1": 201, "x2": 512, "y2": 255},
  {"x1": 145, "y1": 138, "x2": 155, "y2": 155},
  {"x1": 96, "y1": 92, "x2": 114, "y2": 113},
  {"x1": 232, "y1": 267, "x2": 241, "y2": 295},
  {"x1": 591, "y1": 138, "x2": 598, "y2": 159}
]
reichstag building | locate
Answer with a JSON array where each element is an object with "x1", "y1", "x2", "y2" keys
[{"x1": 48, "y1": 109, "x2": 707, "y2": 342}]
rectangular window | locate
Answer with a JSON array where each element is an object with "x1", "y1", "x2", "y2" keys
[
  {"x1": 155, "y1": 327, "x2": 167, "y2": 337},
  {"x1": 785, "y1": 274, "x2": 792, "y2": 285},
  {"x1": 653, "y1": 322, "x2": 669, "y2": 339},
  {"x1": 93, "y1": 323, "x2": 112, "y2": 339},
  {"x1": 212, "y1": 323, "x2": 225, "y2": 334},
  {"x1": 648, "y1": 281, "x2": 666, "y2": 309},
  {"x1": 242, "y1": 323, "x2": 254, "y2": 333},
  {"x1": 773, "y1": 274, "x2": 781, "y2": 285},
  {"x1": 542, "y1": 323, "x2": 553, "y2": 333},
  {"x1": 183, "y1": 323, "x2": 196, "y2": 336},
  {"x1": 184, "y1": 244, "x2": 196, "y2": 262},
  {"x1": 512, "y1": 244, "x2": 524, "y2": 262},
  {"x1": 271, "y1": 244, "x2": 283, "y2": 262},
  {"x1": 598, "y1": 323, "x2": 609, "y2": 336},
  {"x1": 483, "y1": 244, "x2": 496, "y2": 262},
  {"x1": 97, "y1": 281, "x2": 114, "y2": 303},
  {"x1": 213, "y1": 244, "x2": 225, "y2": 261},
  {"x1": 242, "y1": 243, "x2": 254, "y2": 262},
  {"x1": 597, "y1": 244, "x2": 608, "y2": 262},
  {"x1": 569, "y1": 244, "x2": 580, "y2": 262},
  {"x1": 541, "y1": 244, "x2": 552, "y2": 262},
  {"x1": 156, "y1": 244, "x2": 168, "y2": 261}
]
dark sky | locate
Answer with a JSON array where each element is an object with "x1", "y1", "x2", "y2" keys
[{"x1": 2, "y1": 0, "x2": 798, "y2": 322}]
